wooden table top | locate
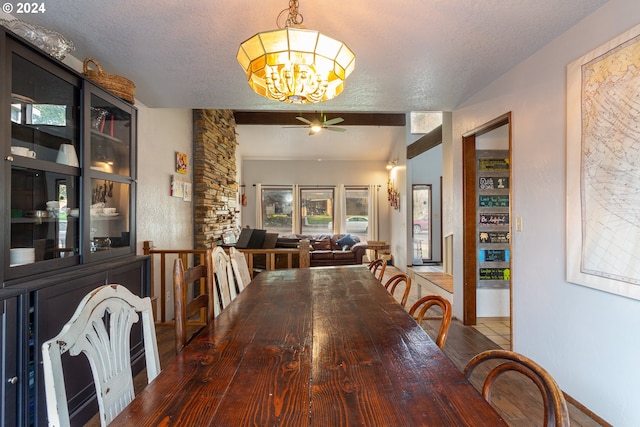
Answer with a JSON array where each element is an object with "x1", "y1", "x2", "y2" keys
[{"x1": 113, "y1": 265, "x2": 506, "y2": 426}]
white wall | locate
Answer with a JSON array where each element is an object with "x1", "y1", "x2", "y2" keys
[
  {"x1": 241, "y1": 159, "x2": 391, "y2": 242},
  {"x1": 136, "y1": 105, "x2": 193, "y2": 252},
  {"x1": 447, "y1": 0, "x2": 640, "y2": 424},
  {"x1": 136, "y1": 105, "x2": 193, "y2": 320}
]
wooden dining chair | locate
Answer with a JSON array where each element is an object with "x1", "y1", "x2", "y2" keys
[
  {"x1": 408, "y1": 295, "x2": 452, "y2": 349},
  {"x1": 229, "y1": 247, "x2": 251, "y2": 292},
  {"x1": 173, "y1": 249, "x2": 217, "y2": 353},
  {"x1": 213, "y1": 246, "x2": 236, "y2": 308},
  {"x1": 383, "y1": 273, "x2": 412, "y2": 308},
  {"x1": 463, "y1": 349, "x2": 570, "y2": 427},
  {"x1": 41, "y1": 284, "x2": 160, "y2": 427},
  {"x1": 367, "y1": 258, "x2": 386, "y2": 281}
]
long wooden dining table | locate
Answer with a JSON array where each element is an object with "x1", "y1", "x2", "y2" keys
[{"x1": 113, "y1": 265, "x2": 507, "y2": 426}]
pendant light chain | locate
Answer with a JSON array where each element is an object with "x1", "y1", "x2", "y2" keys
[{"x1": 277, "y1": 0, "x2": 304, "y2": 28}]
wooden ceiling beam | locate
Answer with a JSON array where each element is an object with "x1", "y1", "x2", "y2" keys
[
  {"x1": 407, "y1": 125, "x2": 443, "y2": 159},
  {"x1": 233, "y1": 111, "x2": 406, "y2": 126}
]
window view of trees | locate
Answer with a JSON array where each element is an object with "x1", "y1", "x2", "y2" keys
[
  {"x1": 262, "y1": 187, "x2": 293, "y2": 234},
  {"x1": 11, "y1": 103, "x2": 67, "y2": 126},
  {"x1": 260, "y1": 186, "x2": 371, "y2": 242},
  {"x1": 300, "y1": 188, "x2": 334, "y2": 235}
]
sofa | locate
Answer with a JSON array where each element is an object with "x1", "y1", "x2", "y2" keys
[{"x1": 277, "y1": 234, "x2": 367, "y2": 267}]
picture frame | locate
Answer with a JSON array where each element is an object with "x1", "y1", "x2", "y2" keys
[
  {"x1": 170, "y1": 175, "x2": 184, "y2": 198},
  {"x1": 175, "y1": 152, "x2": 187, "y2": 174},
  {"x1": 566, "y1": 22, "x2": 640, "y2": 300},
  {"x1": 183, "y1": 182, "x2": 192, "y2": 202}
]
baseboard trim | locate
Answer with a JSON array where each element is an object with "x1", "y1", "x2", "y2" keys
[{"x1": 563, "y1": 392, "x2": 612, "y2": 427}]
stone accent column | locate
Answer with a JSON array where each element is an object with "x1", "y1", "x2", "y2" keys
[{"x1": 192, "y1": 109, "x2": 238, "y2": 249}]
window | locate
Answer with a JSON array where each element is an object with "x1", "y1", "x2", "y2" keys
[
  {"x1": 344, "y1": 187, "x2": 369, "y2": 242},
  {"x1": 259, "y1": 185, "x2": 375, "y2": 240},
  {"x1": 261, "y1": 187, "x2": 293, "y2": 234},
  {"x1": 300, "y1": 188, "x2": 333, "y2": 235}
]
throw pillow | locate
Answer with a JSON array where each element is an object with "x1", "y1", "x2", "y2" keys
[{"x1": 337, "y1": 234, "x2": 357, "y2": 249}]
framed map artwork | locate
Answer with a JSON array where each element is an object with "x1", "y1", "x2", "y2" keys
[{"x1": 566, "y1": 22, "x2": 640, "y2": 300}]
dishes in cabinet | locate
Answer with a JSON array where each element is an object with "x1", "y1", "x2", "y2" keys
[
  {"x1": 10, "y1": 146, "x2": 36, "y2": 158},
  {"x1": 10, "y1": 247, "x2": 35, "y2": 266},
  {"x1": 90, "y1": 202, "x2": 104, "y2": 216}
]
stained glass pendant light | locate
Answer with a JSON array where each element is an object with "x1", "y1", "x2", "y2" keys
[{"x1": 236, "y1": 0, "x2": 355, "y2": 104}]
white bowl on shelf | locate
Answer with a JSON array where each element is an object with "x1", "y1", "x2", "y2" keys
[{"x1": 10, "y1": 248, "x2": 35, "y2": 266}]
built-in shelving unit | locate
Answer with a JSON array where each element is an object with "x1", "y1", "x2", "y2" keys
[{"x1": 1, "y1": 27, "x2": 148, "y2": 426}]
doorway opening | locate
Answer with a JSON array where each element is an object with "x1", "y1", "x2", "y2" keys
[{"x1": 462, "y1": 113, "x2": 512, "y2": 350}]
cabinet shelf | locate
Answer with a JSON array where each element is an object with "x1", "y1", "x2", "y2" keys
[
  {"x1": 11, "y1": 217, "x2": 78, "y2": 224},
  {"x1": 91, "y1": 128, "x2": 124, "y2": 144},
  {"x1": 90, "y1": 215, "x2": 122, "y2": 221}
]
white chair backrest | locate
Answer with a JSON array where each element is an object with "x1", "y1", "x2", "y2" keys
[
  {"x1": 41, "y1": 284, "x2": 160, "y2": 427},
  {"x1": 229, "y1": 247, "x2": 251, "y2": 292},
  {"x1": 213, "y1": 246, "x2": 236, "y2": 309}
]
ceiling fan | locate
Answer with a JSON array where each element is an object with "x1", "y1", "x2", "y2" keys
[{"x1": 285, "y1": 114, "x2": 347, "y2": 135}]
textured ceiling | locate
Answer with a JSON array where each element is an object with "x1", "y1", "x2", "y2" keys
[
  {"x1": 6, "y1": 0, "x2": 608, "y2": 160},
  {"x1": 16, "y1": 0, "x2": 607, "y2": 111}
]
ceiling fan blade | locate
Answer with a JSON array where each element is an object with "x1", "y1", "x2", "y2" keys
[
  {"x1": 296, "y1": 116, "x2": 312, "y2": 124},
  {"x1": 326, "y1": 127, "x2": 347, "y2": 132},
  {"x1": 323, "y1": 117, "x2": 344, "y2": 126}
]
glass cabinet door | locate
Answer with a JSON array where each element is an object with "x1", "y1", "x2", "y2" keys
[
  {"x1": 8, "y1": 43, "x2": 81, "y2": 276},
  {"x1": 86, "y1": 87, "x2": 135, "y2": 259},
  {"x1": 89, "y1": 179, "x2": 130, "y2": 252},
  {"x1": 11, "y1": 53, "x2": 80, "y2": 164},
  {"x1": 89, "y1": 93, "x2": 131, "y2": 176}
]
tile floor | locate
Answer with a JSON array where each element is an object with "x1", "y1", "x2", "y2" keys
[
  {"x1": 405, "y1": 264, "x2": 512, "y2": 350},
  {"x1": 473, "y1": 317, "x2": 511, "y2": 350}
]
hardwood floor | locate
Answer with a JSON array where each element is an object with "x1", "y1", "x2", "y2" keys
[
  {"x1": 384, "y1": 265, "x2": 608, "y2": 427},
  {"x1": 85, "y1": 265, "x2": 608, "y2": 426}
]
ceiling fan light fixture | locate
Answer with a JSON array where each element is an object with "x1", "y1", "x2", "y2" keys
[
  {"x1": 310, "y1": 121, "x2": 323, "y2": 133},
  {"x1": 237, "y1": 0, "x2": 355, "y2": 104}
]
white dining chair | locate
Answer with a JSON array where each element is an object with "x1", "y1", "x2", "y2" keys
[
  {"x1": 213, "y1": 246, "x2": 236, "y2": 309},
  {"x1": 229, "y1": 247, "x2": 251, "y2": 292},
  {"x1": 41, "y1": 284, "x2": 160, "y2": 427}
]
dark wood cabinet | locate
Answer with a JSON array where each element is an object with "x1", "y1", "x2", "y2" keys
[
  {"x1": 9, "y1": 257, "x2": 150, "y2": 426},
  {"x1": 0, "y1": 288, "x2": 27, "y2": 426},
  {"x1": 1, "y1": 28, "x2": 148, "y2": 426}
]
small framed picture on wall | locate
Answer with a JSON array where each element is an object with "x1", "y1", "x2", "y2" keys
[{"x1": 176, "y1": 152, "x2": 187, "y2": 174}]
